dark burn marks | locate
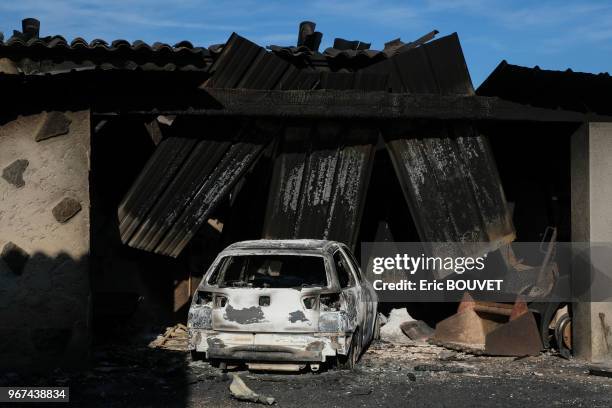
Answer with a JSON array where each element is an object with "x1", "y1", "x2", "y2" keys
[
  {"x1": 188, "y1": 306, "x2": 212, "y2": 329},
  {"x1": 288, "y1": 310, "x2": 309, "y2": 323},
  {"x1": 224, "y1": 304, "x2": 265, "y2": 324},
  {"x1": 206, "y1": 336, "x2": 225, "y2": 349}
]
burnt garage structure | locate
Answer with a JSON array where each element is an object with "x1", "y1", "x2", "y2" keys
[{"x1": 0, "y1": 18, "x2": 611, "y2": 369}]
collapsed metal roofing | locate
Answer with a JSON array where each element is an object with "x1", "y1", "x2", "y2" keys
[
  {"x1": 112, "y1": 23, "x2": 515, "y2": 257},
  {"x1": 116, "y1": 33, "x2": 384, "y2": 255},
  {"x1": 262, "y1": 124, "x2": 378, "y2": 251},
  {"x1": 118, "y1": 118, "x2": 274, "y2": 257},
  {"x1": 0, "y1": 18, "x2": 436, "y2": 76},
  {"x1": 372, "y1": 34, "x2": 515, "y2": 256},
  {"x1": 478, "y1": 60, "x2": 612, "y2": 116},
  {"x1": 0, "y1": 17, "x2": 516, "y2": 258}
]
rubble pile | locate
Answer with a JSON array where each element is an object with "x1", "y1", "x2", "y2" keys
[{"x1": 148, "y1": 324, "x2": 189, "y2": 351}]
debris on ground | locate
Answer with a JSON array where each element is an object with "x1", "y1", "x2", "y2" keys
[
  {"x1": 379, "y1": 308, "x2": 415, "y2": 344},
  {"x1": 2, "y1": 340, "x2": 611, "y2": 407},
  {"x1": 148, "y1": 324, "x2": 189, "y2": 351},
  {"x1": 413, "y1": 364, "x2": 468, "y2": 373},
  {"x1": 430, "y1": 293, "x2": 542, "y2": 356},
  {"x1": 400, "y1": 320, "x2": 435, "y2": 341},
  {"x1": 589, "y1": 364, "x2": 612, "y2": 378},
  {"x1": 229, "y1": 374, "x2": 276, "y2": 405}
]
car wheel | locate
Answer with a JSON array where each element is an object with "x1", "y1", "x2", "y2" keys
[{"x1": 338, "y1": 328, "x2": 361, "y2": 370}]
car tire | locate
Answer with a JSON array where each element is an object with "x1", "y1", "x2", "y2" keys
[{"x1": 338, "y1": 328, "x2": 361, "y2": 370}]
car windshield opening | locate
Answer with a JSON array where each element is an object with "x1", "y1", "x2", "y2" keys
[{"x1": 214, "y1": 254, "x2": 327, "y2": 288}]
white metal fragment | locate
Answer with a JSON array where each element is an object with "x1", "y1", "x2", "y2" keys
[{"x1": 229, "y1": 374, "x2": 276, "y2": 405}]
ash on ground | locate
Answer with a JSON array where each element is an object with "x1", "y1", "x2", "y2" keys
[{"x1": 1, "y1": 331, "x2": 611, "y2": 408}]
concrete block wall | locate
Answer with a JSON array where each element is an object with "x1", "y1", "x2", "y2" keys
[
  {"x1": 571, "y1": 122, "x2": 612, "y2": 363},
  {"x1": 0, "y1": 110, "x2": 91, "y2": 370}
]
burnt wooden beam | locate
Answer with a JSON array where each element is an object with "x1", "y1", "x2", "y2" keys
[
  {"x1": 199, "y1": 89, "x2": 611, "y2": 122},
  {"x1": 96, "y1": 88, "x2": 611, "y2": 123},
  {"x1": 0, "y1": 69, "x2": 607, "y2": 123}
]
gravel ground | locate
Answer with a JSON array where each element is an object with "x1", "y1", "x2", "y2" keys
[{"x1": 2, "y1": 339, "x2": 611, "y2": 408}]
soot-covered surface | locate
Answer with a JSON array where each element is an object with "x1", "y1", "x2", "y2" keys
[{"x1": 2, "y1": 340, "x2": 610, "y2": 408}]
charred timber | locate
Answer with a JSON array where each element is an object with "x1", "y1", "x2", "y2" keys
[{"x1": 98, "y1": 88, "x2": 609, "y2": 123}]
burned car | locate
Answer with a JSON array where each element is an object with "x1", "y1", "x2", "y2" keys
[{"x1": 187, "y1": 240, "x2": 378, "y2": 370}]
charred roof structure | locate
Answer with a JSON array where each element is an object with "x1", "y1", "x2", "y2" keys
[
  {"x1": 478, "y1": 60, "x2": 612, "y2": 116},
  {"x1": 112, "y1": 29, "x2": 520, "y2": 258},
  {"x1": 0, "y1": 19, "x2": 528, "y2": 259}
]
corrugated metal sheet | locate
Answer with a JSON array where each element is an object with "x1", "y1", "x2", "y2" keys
[
  {"x1": 203, "y1": 34, "x2": 386, "y2": 251},
  {"x1": 261, "y1": 69, "x2": 386, "y2": 250},
  {"x1": 118, "y1": 119, "x2": 274, "y2": 257},
  {"x1": 362, "y1": 33, "x2": 473, "y2": 94},
  {"x1": 116, "y1": 29, "x2": 513, "y2": 258},
  {"x1": 367, "y1": 32, "x2": 515, "y2": 257},
  {"x1": 118, "y1": 33, "x2": 319, "y2": 257},
  {"x1": 477, "y1": 60, "x2": 612, "y2": 115},
  {"x1": 203, "y1": 33, "x2": 383, "y2": 250},
  {"x1": 262, "y1": 124, "x2": 377, "y2": 249},
  {"x1": 385, "y1": 125, "x2": 515, "y2": 255},
  {"x1": 204, "y1": 33, "x2": 318, "y2": 91}
]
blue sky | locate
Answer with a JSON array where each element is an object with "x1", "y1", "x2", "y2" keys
[{"x1": 1, "y1": 0, "x2": 611, "y2": 86}]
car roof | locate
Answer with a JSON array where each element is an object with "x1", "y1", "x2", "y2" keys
[{"x1": 223, "y1": 239, "x2": 342, "y2": 253}]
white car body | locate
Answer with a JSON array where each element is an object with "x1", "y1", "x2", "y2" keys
[{"x1": 187, "y1": 239, "x2": 378, "y2": 367}]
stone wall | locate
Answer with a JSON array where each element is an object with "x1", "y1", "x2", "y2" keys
[{"x1": 0, "y1": 110, "x2": 91, "y2": 370}]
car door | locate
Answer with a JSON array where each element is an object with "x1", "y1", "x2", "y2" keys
[
  {"x1": 332, "y1": 249, "x2": 361, "y2": 336},
  {"x1": 340, "y1": 245, "x2": 376, "y2": 344}
]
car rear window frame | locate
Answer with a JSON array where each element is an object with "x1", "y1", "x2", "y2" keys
[{"x1": 206, "y1": 252, "x2": 330, "y2": 289}]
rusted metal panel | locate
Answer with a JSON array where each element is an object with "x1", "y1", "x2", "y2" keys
[{"x1": 431, "y1": 294, "x2": 542, "y2": 356}]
